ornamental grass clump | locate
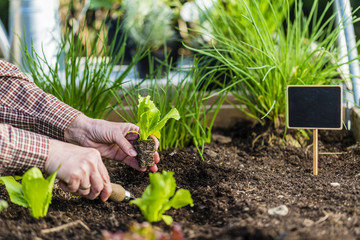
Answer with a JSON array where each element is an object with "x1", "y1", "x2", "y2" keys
[
  {"x1": 189, "y1": 0, "x2": 358, "y2": 127},
  {"x1": 22, "y1": 18, "x2": 146, "y2": 119}
]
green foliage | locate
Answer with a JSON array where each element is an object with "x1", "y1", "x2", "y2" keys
[
  {"x1": 136, "y1": 95, "x2": 180, "y2": 140},
  {"x1": 130, "y1": 170, "x2": 193, "y2": 225},
  {"x1": 211, "y1": 0, "x2": 294, "y2": 40},
  {"x1": 0, "y1": 199, "x2": 8, "y2": 212},
  {"x1": 189, "y1": 0, "x2": 355, "y2": 127},
  {"x1": 89, "y1": 0, "x2": 121, "y2": 10},
  {"x1": 122, "y1": 0, "x2": 176, "y2": 50},
  {"x1": 22, "y1": 18, "x2": 145, "y2": 119},
  {"x1": 0, "y1": 167, "x2": 58, "y2": 219},
  {"x1": 113, "y1": 58, "x2": 228, "y2": 155}
]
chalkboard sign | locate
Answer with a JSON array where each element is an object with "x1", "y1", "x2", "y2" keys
[{"x1": 287, "y1": 85, "x2": 343, "y2": 129}]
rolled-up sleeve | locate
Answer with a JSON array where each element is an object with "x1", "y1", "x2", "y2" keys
[
  {"x1": 0, "y1": 124, "x2": 49, "y2": 175},
  {"x1": 0, "y1": 60, "x2": 81, "y2": 175}
]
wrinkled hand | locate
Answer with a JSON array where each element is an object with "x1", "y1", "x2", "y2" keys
[
  {"x1": 64, "y1": 114, "x2": 160, "y2": 172},
  {"x1": 45, "y1": 139, "x2": 112, "y2": 201}
]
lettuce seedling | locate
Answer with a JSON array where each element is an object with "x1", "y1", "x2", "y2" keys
[
  {"x1": 0, "y1": 167, "x2": 58, "y2": 218},
  {"x1": 136, "y1": 95, "x2": 180, "y2": 140},
  {"x1": 0, "y1": 199, "x2": 8, "y2": 212},
  {"x1": 130, "y1": 170, "x2": 194, "y2": 225}
]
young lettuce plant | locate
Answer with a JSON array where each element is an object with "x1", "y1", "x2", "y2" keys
[
  {"x1": 130, "y1": 170, "x2": 193, "y2": 225},
  {"x1": 133, "y1": 95, "x2": 180, "y2": 169},
  {"x1": 0, "y1": 167, "x2": 58, "y2": 219},
  {"x1": 0, "y1": 199, "x2": 8, "y2": 212}
]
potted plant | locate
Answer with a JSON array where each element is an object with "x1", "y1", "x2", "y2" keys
[{"x1": 122, "y1": 0, "x2": 182, "y2": 78}]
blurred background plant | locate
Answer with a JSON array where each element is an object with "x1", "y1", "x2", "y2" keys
[
  {"x1": 22, "y1": 18, "x2": 145, "y2": 119},
  {"x1": 122, "y1": 0, "x2": 175, "y2": 51},
  {"x1": 187, "y1": 0, "x2": 359, "y2": 128},
  {"x1": 121, "y1": 0, "x2": 185, "y2": 78}
]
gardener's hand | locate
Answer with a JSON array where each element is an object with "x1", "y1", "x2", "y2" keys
[
  {"x1": 64, "y1": 114, "x2": 160, "y2": 172},
  {"x1": 45, "y1": 139, "x2": 112, "y2": 201}
]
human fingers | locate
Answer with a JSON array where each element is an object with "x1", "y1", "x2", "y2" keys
[
  {"x1": 115, "y1": 135, "x2": 138, "y2": 158},
  {"x1": 97, "y1": 160, "x2": 112, "y2": 202},
  {"x1": 148, "y1": 164, "x2": 158, "y2": 173},
  {"x1": 86, "y1": 171, "x2": 103, "y2": 200},
  {"x1": 154, "y1": 152, "x2": 160, "y2": 164},
  {"x1": 57, "y1": 168, "x2": 84, "y2": 193},
  {"x1": 72, "y1": 181, "x2": 92, "y2": 196},
  {"x1": 149, "y1": 135, "x2": 159, "y2": 151},
  {"x1": 125, "y1": 132, "x2": 139, "y2": 141}
]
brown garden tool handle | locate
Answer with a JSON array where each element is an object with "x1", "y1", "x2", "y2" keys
[{"x1": 109, "y1": 183, "x2": 127, "y2": 202}]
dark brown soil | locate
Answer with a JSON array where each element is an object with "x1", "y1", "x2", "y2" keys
[
  {"x1": 133, "y1": 139, "x2": 156, "y2": 169},
  {"x1": 1, "y1": 122, "x2": 360, "y2": 240}
]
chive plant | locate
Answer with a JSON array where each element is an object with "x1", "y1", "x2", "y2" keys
[
  {"x1": 189, "y1": 0, "x2": 359, "y2": 127},
  {"x1": 113, "y1": 57, "x2": 228, "y2": 158},
  {"x1": 22, "y1": 19, "x2": 146, "y2": 119}
]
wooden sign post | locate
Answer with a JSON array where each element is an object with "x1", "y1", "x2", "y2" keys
[{"x1": 287, "y1": 85, "x2": 343, "y2": 175}]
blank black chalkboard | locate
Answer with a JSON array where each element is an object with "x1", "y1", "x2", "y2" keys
[{"x1": 287, "y1": 85, "x2": 342, "y2": 129}]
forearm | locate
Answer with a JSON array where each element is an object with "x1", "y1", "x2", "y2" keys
[{"x1": 0, "y1": 124, "x2": 49, "y2": 176}]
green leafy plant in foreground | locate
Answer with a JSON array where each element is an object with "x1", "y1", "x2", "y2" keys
[
  {"x1": 130, "y1": 170, "x2": 194, "y2": 225},
  {"x1": 113, "y1": 58, "x2": 228, "y2": 156},
  {"x1": 135, "y1": 95, "x2": 180, "y2": 140},
  {"x1": 0, "y1": 167, "x2": 58, "y2": 218}
]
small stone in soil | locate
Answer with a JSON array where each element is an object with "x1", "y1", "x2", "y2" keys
[{"x1": 268, "y1": 205, "x2": 289, "y2": 216}]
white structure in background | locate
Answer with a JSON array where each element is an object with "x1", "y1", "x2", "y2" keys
[
  {"x1": 0, "y1": 0, "x2": 62, "y2": 71},
  {"x1": 334, "y1": 0, "x2": 360, "y2": 129}
]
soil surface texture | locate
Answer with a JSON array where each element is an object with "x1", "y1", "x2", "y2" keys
[
  {"x1": 133, "y1": 139, "x2": 156, "y2": 169},
  {"x1": 1, "y1": 122, "x2": 360, "y2": 240}
]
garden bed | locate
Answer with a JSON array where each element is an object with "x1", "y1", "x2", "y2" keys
[{"x1": 0, "y1": 121, "x2": 359, "y2": 240}]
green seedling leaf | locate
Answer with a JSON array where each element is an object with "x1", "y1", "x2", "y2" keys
[
  {"x1": 22, "y1": 167, "x2": 58, "y2": 218},
  {"x1": 130, "y1": 170, "x2": 193, "y2": 225},
  {"x1": 0, "y1": 167, "x2": 58, "y2": 218},
  {"x1": 136, "y1": 95, "x2": 180, "y2": 140},
  {"x1": 0, "y1": 199, "x2": 8, "y2": 212},
  {"x1": 0, "y1": 176, "x2": 28, "y2": 207}
]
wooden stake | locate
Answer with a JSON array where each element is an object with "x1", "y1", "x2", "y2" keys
[{"x1": 313, "y1": 129, "x2": 318, "y2": 175}]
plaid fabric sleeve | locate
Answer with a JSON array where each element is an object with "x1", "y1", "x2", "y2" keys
[
  {"x1": 0, "y1": 60, "x2": 81, "y2": 140},
  {"x1": 0, "y1": 123, "x2": 49, "y2": 176}
]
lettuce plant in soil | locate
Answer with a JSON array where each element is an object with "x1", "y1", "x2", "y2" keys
[
  {"x1": 113, "y1": 57, "x2": 228, "y2": 159},
  {"x1": 130, "y1": 170, "x2": 193, "y2": 225},
  {"x1": 0, "y1": 167, "x2": 58, "y2": 219},
  {"x1": 189, "y1": 0, "x2": 358, "y2": 127},
  {"x1": 133, "y1": 95, "x2": 180, "y2": 168}
]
